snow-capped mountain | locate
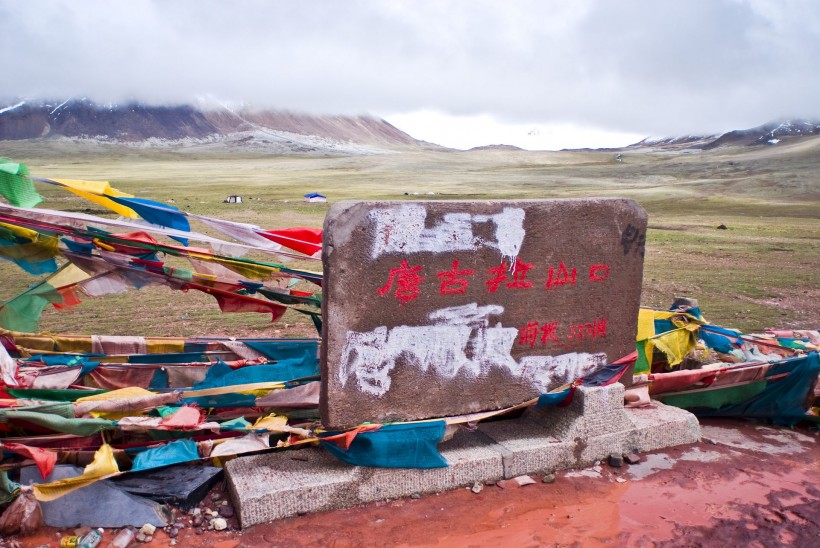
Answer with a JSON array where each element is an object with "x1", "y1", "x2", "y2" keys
[
  {"x1": 0, "y1": 98, "x2": 433, "y2": 154},
  {"x1": 627, "y1": 119, "x2": 820, "y2": 151}
]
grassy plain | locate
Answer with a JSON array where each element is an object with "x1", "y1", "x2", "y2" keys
[{"x1": 1, "y1": 138, "x2": 818, "y2": 337}]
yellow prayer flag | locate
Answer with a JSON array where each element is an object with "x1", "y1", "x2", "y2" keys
[
  {"x1": 53, "y1": 178, "x2": 139, "y2": 219},
  {"x1": 32, "y1": 444, "x2": 120, "y2": 501},
  {"x1": 252, "y1": 414, "x2": 288, "y2": 432}
]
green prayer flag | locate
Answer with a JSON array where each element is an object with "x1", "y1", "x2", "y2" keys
[
  {"x1": 658, "y1": 380, "x2": 768, "y2": 410},
  {"x1": 0, "y1": 159, "x2": 43, "y2": 208},
  {"x1": 634, "y1": 339, "x2": 651, "y2": 375},
  {"x1": 0, "y1": 279, "x2": 62, "y2": 333},
  {"x1": 0, "y1": 471, "x2": 21, "y2": 505},
  {"x1": 0, "y1": 409, "x2": 115, "y2": 436}
]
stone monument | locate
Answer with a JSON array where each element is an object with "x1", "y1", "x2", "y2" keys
[{"x1": 321, "y1": 199, "x2": 647, "y2": 428}]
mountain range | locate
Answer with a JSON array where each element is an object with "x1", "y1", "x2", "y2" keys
[
  {"x1": 626, "y1": 119, "x2": 820, "y2": 151},
  {"x1": 0, "y1": 98, "x2": 432, "y2": 154},
  {"x1": 1, "y1": 98, "x2": 818, "y2": 153}
]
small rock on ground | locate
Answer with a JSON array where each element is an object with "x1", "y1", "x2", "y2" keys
[
  {"x1": 497, "y1": 475, "x2": 536, "y2": 489},
  {"x1": 624, "y1": 452, "x2": 641, "y2": 465},
  {"x1": 608, "y1": 453, "x2": 624, "y2": 467}
]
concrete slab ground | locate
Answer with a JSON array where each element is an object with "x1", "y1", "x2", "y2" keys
[{"x1": 226, "y1": 384, "x2": 700, "y2": 528}]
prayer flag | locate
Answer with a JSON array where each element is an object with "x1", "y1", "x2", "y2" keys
[{"x1": 0, "y1": 160, "x2": 42, "y2": 208}]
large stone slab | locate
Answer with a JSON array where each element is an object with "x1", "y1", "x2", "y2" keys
[{"x1": 322, "y1": 199, "x2": 647, "y2": 428}]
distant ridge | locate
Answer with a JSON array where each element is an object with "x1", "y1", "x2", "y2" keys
[
  {"x1": 467, "y1": 144, "x2": 525, "y2": 152},
  {"x1": 0, "y1": 98, "x2": 436, "y2": 154},
  {"x1": 627, "y1": 119, "x2": 820, "y2": 151}
]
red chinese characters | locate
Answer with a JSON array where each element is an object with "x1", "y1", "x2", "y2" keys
[
  {"x1": 540, "y1": 321, "x2": 560, "y2": 344},
  {"x1": 545, "y1": 261, "x2": 577, "y2": 290},
  {"x1": 518, "y1": 321, "x2": 541, "y2": 348},
  {"x1": 437, "y1": 260, "x2": 475, "y2": 295},
  {"x1": 376, "y1": 260, "x2": 425, "y2": 304},
  {"x1": 507, "y1": 258, "x2": 534, "y2": 289},
  {"x1": 485, "y1": 261, "x2": 509, "y2": 293},
  {"x1": 377, "y1": 256, "x2": 611, "y2": 303},
  {"x1": 589, "y1": 264, "x2": 610, "y2": 282},
  {"x1": 485, "y1": 258, "x2": 534, "y2": 293},
  {"x1": 517, "y1": 317, "x2": 608, "y2": 348}
]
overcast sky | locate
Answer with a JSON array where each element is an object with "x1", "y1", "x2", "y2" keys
[{"x1": 3, "y1": 0, "x2": 819, "y2": 150}]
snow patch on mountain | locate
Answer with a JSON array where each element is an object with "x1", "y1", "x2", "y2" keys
[{"x1": 0, "y1": 100, "x2": 26, "y2": 115}]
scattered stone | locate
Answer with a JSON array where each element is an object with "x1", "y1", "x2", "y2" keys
[
  {"x1": 144, "y1": 535, "x2": 153, "y2": 543},
  {"x1": 212, "y1": 518, "x2": 228, "y2": 531},
  {"x1": 196, "y1": 529, "x2": 204, "y2": 535},
  {"x1": 706, "y1": 438, "x2": 718, "y2": 445},
  {"x1": 219, "y1": 505, "x2": 234, "y2": 518},
  {"x1": 170, "y1": 541, "x2": 177, "y2": 546},
  {"x1": 615, "y1": 477, "x2": 627, "y2": 483},
  {"x1": 608, "y1": 453, "x2": 624, "y2": 467},
  {"x1": 542, "y1": 473, "x2": 556, "y2": 484},
  {"x1": 624, "y1": 452, "x2": 641, "y2": 465},
  {"x1": 191, "y1": 508, "x2": 201, "y2": 516},
  {"x1": 497, "y1": 475, "x2": 536, "y2": 489},
  {"x1": 135, "y1": 532, "x2": 147, "y2": 543},
  {"x1": 139, "y1": 524, "x2": 157, "y2": 536},
  {"x1": 471, "y1": 482, "x2": 484, "y2": 494},
  {"x1": 192, "y1": 515, "x2": 203, "y2": 527},
  {"x1": 410, "y1": 493, "x2": 421, "y2": 500},
  {"x1": 717, "y1": 224, "x2": 728, "y2": 230},
  {"x1": 221, "y1": 500, "x2": 228, "y2": 506},
  {"x1": 168, "y1": 527, "x2": 179, "y2": 539}
]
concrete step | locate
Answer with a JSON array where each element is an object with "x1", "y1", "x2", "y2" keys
[{"x1": 226, "y1": 385, "x2": 700, "y2": 528}]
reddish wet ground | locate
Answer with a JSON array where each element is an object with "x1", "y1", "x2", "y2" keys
[{"x1": 9, "y1": 418, "x2": 820, "y2": 547}]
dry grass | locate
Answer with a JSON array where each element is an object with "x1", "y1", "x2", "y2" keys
[{"x1": 1, "y1": 138, "x2": 818, "y2": 336}]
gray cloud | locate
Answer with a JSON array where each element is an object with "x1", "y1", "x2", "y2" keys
[{"x1": 2, "y1": 0, "x2": 819, "y2": 136}]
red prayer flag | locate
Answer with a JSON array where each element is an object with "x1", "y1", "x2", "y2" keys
[
  {"x1": 3, "y1": 442, "x2": 57, "y2": 479},
  {"x1": 259, "y1": 227, "x2": 322, "y2": 257},
  {"x1": 320, "y1": 424, "x2": 382, "y2": 450},
  {"x1": 184, "y1": 283, "x2": 288, "y2": 322},
  {"x1": 52, "y1": 285, "x2": 83, "y2": 310}
]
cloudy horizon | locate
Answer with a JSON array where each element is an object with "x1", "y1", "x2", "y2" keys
[{"x1": 2, "y1": 0, "x2": 819, "y2": 150}]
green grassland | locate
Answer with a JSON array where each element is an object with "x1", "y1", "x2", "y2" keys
[{"x1": 1, "y1": 138, "x2": 818, "y2": 336}]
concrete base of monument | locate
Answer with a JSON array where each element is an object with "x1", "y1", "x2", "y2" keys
[{"x1": 225, "y1": 384, "x2": 700, "y2": 528}]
